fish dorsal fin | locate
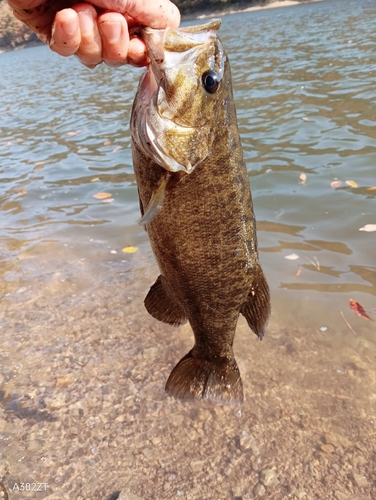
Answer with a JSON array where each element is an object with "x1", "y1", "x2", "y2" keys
[
  {"x1": 164, "y1": 19, "x2": 222, "y2": 52},
  {"x1": 178, "y1": 19, "x2": 222, "y2": 34},
  {"x1": 240, "y1": 266, "x2": 271, "y2": 340},
  {"x1": 138, "y1": 172, "x2": 171, "y2": 226}
]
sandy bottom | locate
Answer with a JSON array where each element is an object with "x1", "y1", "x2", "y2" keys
[{"x1": 0, "y1": 242, "x2": 375, "y2": 500}]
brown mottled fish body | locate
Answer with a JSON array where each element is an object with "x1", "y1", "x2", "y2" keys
[{"x1": 131, "y1": 20, "x2": 270, "y2": 405}]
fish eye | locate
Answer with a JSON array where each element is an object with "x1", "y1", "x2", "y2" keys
[{"x1": 202, "y1": 70, "x2": 220, "y2": 94}]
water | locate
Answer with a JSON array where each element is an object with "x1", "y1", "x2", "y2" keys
[{"x1": 0, "y1": 0, "x2": 375, "y2": 498}]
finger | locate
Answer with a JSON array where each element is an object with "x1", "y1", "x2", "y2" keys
[
  {"x1": 127, "y1": 37, "x2": 149, "y2": 67},
  {"x1": 72, "y1": 4, "x2": 102, "y2": 67},
  {"x1": 89, "y1": 0, "x2": 181, "y2": 29},
  {"x1": 50, "y1": 8, "x2": 81, "y2": 56},
  {"x1": 98, "y1": 12, "x2": 129, "y2": 66}
]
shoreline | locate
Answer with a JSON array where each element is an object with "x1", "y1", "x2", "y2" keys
[{"x1": 182, "y1": 0, "x2": 324, "y2": 21}]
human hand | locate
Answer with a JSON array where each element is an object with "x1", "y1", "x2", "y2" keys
[{"x1": 7, "y1": 0, "x2": 180, "y2": 67}]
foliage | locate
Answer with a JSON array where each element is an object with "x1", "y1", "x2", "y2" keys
[{"x1": 0, "y1": 0, "x2": 40, "y2": 49}]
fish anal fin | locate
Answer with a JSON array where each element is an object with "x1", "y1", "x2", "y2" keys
[
  {"x1": 240, "y1": 267, "x2": 271, "y2": 340},
  {"x1": 165, "y1": 350, "x2": 244, "y2": 406},
  {"x1": 144, "y1": 275, "x2": 187, "y2": 327}
]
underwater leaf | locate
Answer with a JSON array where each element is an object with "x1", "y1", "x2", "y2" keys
[
  {"x1": 103, "y1": 141, "x2": 112, "y2": 146},
  {"x1": 349, "y1": 299, "x2": 371, "y2": 320},
  {"x1": 330, "y1": 180, "x2": 342, "y2": 188},
  {"x1": 366, "y1": 187, "x2": 376, "y2": 191},
  {"x1": 359, "y1": 224, "x2": 376, "y2": 232},
  {"x1": 18, "y1": 189, "x2": 27, "y2": 196},
  {"x1": 285, "y1": 253, "x2": 299, "y2": 260},
  {"x1": 122, "y1": 247, "x2": 138, "y2": 253},
  {"x1": 101, "y1": 198, "x2": 114, "y2": 203},
  {"x1": 112, "y1": 146, "x2": 122, "y2": 153},
  {"x1": 93, "y1": 192, "x2": 112, "y2": 199},
  {"x1": 91, "y1": 177, "x2": 100, "y2": 182},
  {"x1": 345, "y1": 180, "x2": 358, "y2": 188}
]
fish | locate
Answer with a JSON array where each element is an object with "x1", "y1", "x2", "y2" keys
[{"x1": 130, "y1": 19, "x2": 271, "y2": 405}]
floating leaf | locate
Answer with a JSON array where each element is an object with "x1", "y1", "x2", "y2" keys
[
  {"x1": 366, "y1": 186, "x2": 376, "y2": 191},
  {"x1": 93, "y1": 192, "x2": 112, "y2": 199},
  {"x1": 349, "y1": 299, "x2": 372, "y2": 320},
  {"x1": 101, "y1": 198, "x2": 114, "y2": 203},
  {"x1": 302, "y1": 116, "x2": 310, "y2": 121},
  {"x1": 330, "y1": 180, "x2": 342, "y2": 188},
  {"x1": 359, "y1": 224, "x2": 376, "y2": 232},
  {"x1": 112, "y1": 146, "x2": 122, "y2": 153},
  {"x1": 299, "y1": 173, "x2": 307, "y2": 185},
  {"x1": 91, "y1": 177, "x2": 100, "y2": 182},
  {"x1": 66, "y1": 130, "x2": 82, "y2": 136},
  {"x1": 18, "y1": 189, "x2": 27, "y2": 196},
  {"x1": 296, "y1": 265, "x2": 302, "y2": 276},
  {"x1": 345, "y1": 180, "x2": 358, "y2": 188},
  {"x1": 110, "y1": 250, "x2": 117, "y2": 254},
  {"x1": 122, "y1": 246, "x2": 138, "y2": 253},
  {"x1": 285, "y1": 253, "x2": 299, "y2": 260},
  {"x1": 103, "y1": 141, "x2": 112, "y2": 146}
]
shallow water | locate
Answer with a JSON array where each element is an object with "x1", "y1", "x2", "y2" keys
[{"x1": 0, "y1": 0, "x2": 375, "y2": 499}]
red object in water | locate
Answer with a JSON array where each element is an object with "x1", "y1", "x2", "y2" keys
[{"x1": 349, "y1": 299, "x2": 372, "y2": 320}]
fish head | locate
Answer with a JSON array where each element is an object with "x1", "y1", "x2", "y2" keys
[{"x1": 131, "y1": 19, "x2": 229, "y2": 174}]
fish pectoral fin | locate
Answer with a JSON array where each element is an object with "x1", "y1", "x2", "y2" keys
[
  {"x1": 138, "y1": 172, "x2": 171, "y2": 226},
  {"x1": 144, "y1": 275, "x2": 187, "y2": 327},
  {"x1": 240, "y1": 266, "x2": 271, "y2": 340},
  {"x1": 165, "y1": 350, "x2": 243, "y2": 406}
]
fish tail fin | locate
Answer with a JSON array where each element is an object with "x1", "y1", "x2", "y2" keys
[
  {"x1": 240, "y1": 265, "x2": 271, "y2": 340},
  {"x1": 165, "y1": 350, "x2": 243, "y2": 406}
]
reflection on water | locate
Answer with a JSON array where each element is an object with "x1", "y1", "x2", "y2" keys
[{"x1": 0, "y1": 0, "x2": 375, "y2": 498}]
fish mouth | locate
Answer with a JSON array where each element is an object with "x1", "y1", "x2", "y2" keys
[{"x1": 140, "y1": 19, "x2": 223, "y2": 85}]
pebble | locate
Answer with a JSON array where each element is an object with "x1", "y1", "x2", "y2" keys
[
  {"x1": 334, "y1": 492, "x2": 350, "y2": 500},
  {"x1": 321, "y1": 444, "x2": 335, "y2": 454},
  {"x1": 324, "y1": 432, "x2": 352, "y2": 449},
  {"x1": 117, "y1": 490, "x2": 144, "y2": 500},
  {"x1": 259, "y1": 468, "x2": 279, "y2": 488},
  {"x1": 190, "y1": 459, "x2": 205, "y2": 473},
  {"x1": 352, "y1": 473, "x2": 369, "y2": 488},
  {"x1": 239, "y1": 432, "x2": 258, "y2": 453},
  {"x1": 44, "y1": 392, "x2": 66, "y2": 410},
  {"x1": 253, "y1": 483, "x2": 266, "y2": 497}
]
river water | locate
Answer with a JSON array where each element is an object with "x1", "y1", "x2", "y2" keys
[{"x1": 0, "y1": 0, "x2": 375, "y2": 499}]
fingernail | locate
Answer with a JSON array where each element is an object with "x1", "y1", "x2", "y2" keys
[
  {"x1": 62, "y1": 15, "x2": 78, "y2": 36},
  {"x1": 78, "y1": 11, "x2": 94, "y2": 35},
  {"x1": 100, "y1": 21, "x2": 122, "y2": 43}
]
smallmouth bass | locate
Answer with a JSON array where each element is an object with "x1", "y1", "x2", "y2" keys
[{"x1": 130, "y1": 19, "x2": 270, "y2": 405}]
